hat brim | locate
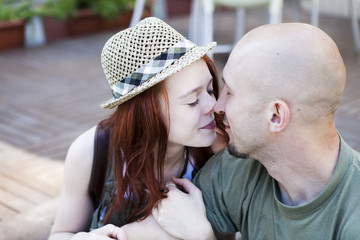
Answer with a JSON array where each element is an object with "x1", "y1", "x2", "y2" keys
[{"x1": 100, "y1": 41, "x2": 217, "y2": 109}]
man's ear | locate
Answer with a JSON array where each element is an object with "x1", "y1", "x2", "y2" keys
[{"x1": 268, "y1": 100, "x2": 290, "y2": 133}]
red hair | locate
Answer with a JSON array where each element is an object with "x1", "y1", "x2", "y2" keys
[{"x1": 100, "y1": 55, "x2": 227, "y2": 225}]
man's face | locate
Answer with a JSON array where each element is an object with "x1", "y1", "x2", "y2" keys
[{"x1": 214, "y1": 57, "x2": 268, "y2": 159}]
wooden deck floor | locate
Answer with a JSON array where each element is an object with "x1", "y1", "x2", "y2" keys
[{"x1": 0, "y1": 1, "x2": 359, "y2": 239}]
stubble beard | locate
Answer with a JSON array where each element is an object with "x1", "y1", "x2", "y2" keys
[{"x1": 228, "y1": 143, "x2": 250, "y2": 159}]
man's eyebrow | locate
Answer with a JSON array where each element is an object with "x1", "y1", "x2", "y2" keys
[{"x1": 179, "y1": 78, "x2": 213, "y2": 99}]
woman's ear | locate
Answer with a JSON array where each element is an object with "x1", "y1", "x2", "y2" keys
[{"x1": 268, "y1": 100, "x2": 290, "y2": 133}]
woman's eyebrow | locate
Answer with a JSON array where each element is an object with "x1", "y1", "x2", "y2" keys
[
  {"x1": 179, "y1": 78, "x2": 213, "y2": 99},
  {"x1": 179, "y1": 86, "x2": 202, "y2": 99}
]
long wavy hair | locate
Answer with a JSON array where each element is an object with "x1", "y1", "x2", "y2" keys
[{"x1": 99, "y1": 55, "x2": 228, "y2": 224}]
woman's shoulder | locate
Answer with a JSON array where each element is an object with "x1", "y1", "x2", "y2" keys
[
  {"x1": 69, "y1": 126, "x2": 96, "y2": 156},
  {"x1": 64, "y1": 126, "x2": 97, "y2": 179}
]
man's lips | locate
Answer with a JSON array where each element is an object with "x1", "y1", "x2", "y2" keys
[{"x1": 201, "y1": 120, "x2": 216, "y2": 130}]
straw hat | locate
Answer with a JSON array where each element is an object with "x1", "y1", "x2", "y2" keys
[{"x1": 100, "y1": 17, "x2": 216, "y2": 109}]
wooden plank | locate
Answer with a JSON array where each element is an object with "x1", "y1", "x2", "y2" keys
[
  {"x1": 0, "y1": 175, "x2": 49, "y2": 204},
  {"x1": 0, "y1": 108, "x2": 62, "y2": 139},
  {"x1": 0, "y1": 189, "x2": 34, "y2": 213},
  {"x1": 0, "y1": 203, "x2": 17, "y2": 221},
  {"x1": 0, "y1": 197, "x2": 59, "y2": 239},
  {"x1": 25, "y1": 132, "x2": 77, "y2": 157},
  {"x1": 0, "y1": 165, "x2": 62, "y2": 197},
  {"x1": 0, "y1": 129, "x2": 32, "y2": 147},
  {"x1": 30, "y1": 142, "x2": 70, "y2": 161}
]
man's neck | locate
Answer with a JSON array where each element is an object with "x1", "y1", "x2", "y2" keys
[{"x1": 263, "y1": 130, "x2": 340, "y2": 206}]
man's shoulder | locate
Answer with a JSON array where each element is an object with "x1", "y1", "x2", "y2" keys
[
  {"x1": 352, "y1": 148, "x2": 360, "y2": 172},
  {"x1": 340, "y1": 137, "x2": 360, "y2": 173}
]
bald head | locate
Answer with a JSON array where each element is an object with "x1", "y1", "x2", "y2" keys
[{"x1": 225, "y1": 23, "x2": 346, "y2": 122}]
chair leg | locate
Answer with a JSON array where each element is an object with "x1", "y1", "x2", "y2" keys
[
  {"x1": 130, "y1": 0, "x2": 146, "y2": 27},
  {"x1": 234, "y1": 8, "x2": 246, "y2": 44},
  {"x1": 291, "y1": 0, "x2": 300, "y2": 22},
  {"x1": 189, "y1": 0, "x2": 200, "y2": 43},
  {"x1": 269, "y1": 0, "x2": 283, "y2": 24},
  {"x1": 202, "y1": 5, "x2": 214, "y2": 45},
  {"x1": 152, "y1": 0, "x2": 167, "y2": 20},
  {"x1": 310, "y1": 0, "x2": 319, "y2": 27},
  {"x1": 351, "y1": 0, "x2": 360, "y2": 51},
  {"x1": 198, "y1": 1, "x2": 215, "y2": 58}
]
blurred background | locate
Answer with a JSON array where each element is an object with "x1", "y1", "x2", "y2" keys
[{"x1": 0, "y1": 0, "x2": 359, "y2": 239}]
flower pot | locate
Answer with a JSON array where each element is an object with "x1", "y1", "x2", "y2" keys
[
  {"x1": 42, "y1": 8, "x2": 140, "y2": 43},
  {"x1": 42, "y1": 16, "x2": 69, "y2": 42},
  {"x1": 0, "y1": 20, "x2": 25, "y2": 50},
  {"x1": 100, "y1": 11, "x2": 133, "y2": 31},
  {"x1": 67, "y1": 9, "x2": 101, "y2": 36}
]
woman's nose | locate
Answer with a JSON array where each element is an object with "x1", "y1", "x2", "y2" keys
[{"x1": 203, "y1": 94, "x2": 216, "y2": 115}]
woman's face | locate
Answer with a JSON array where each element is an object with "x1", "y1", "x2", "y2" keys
[{"x1": 160, "y1": 58, "x2": 217, "y2": 148}]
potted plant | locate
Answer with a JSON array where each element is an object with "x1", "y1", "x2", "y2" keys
[
  {"x1": 0, "y1": 0, "x2": 35, "y2": 50},
  {"x1": 40, "y1": 0, "x2": 77, "y2": 42},
  {"x1": 41, "y1": 0, "x2": 137, "y2": 41},
  {"x1": 89, "y1": 0, "x2": 137, "y2": 31},
  {"x1": 67, "y1": 0, "x2": 137, "y2": 35}
]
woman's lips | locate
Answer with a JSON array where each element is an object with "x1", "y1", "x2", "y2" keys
[{"x1": 201, "y1": 120, "x2": 216, "y2": 130}]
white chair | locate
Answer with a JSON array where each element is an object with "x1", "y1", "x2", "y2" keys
[
  {"x1": 291, "y1": 0, "x2": 319, "y2": 26},
  {"x1": 351, "y1": 0, "x2": 360, "y2": 51},
  {"x1": 189, "y1": 0, "x2": 283, "y2": 55}
]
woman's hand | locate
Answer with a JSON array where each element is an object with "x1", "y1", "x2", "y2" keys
[
  {"x1": 50, "y1": 224, "x2": 127, "y2": 240},
  {"x1": 121, "y1": 215, "x2": 180, "y2": 240},
  {"x1": 86, "y1": 224, "x2": 127, "y2": 240},
  {"x1": 152, "y1": 178, "x2": 215, "y2": 240},
  {"x1": 67, "y1": 224, "x2": 127, "y2": 240}
]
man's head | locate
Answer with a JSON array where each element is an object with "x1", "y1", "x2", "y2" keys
[{"x1": 215, "y1": 23, "x2": 346, "y2": 159}]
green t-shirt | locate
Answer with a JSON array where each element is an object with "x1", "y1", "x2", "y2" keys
[{"x1": 193, "y1": 138, "x2": 360, "y2": 240}]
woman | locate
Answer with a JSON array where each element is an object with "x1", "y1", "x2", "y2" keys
[{"x1": 49, "y1": 17, "x2": 227, "y2": 240}]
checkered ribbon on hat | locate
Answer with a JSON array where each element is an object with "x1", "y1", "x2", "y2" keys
[{"x1": 111, "y1": 38, "x2": 196, "y2": 98}]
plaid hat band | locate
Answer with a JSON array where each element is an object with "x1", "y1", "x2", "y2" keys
[{"x1": 111, "y1": 38, "x2": 196, "y2": 99}]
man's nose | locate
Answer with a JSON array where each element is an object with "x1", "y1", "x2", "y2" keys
[{"x1": 214, "y1": 90, "x2": 226, "y2": 114}]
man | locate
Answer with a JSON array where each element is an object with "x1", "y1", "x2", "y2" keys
[{"x1": 150, "y1": 22, "x2": 360, "y2": 240}]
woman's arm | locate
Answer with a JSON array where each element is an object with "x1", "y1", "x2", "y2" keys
[
  {"x1": 49, "y1": 127, "x2": 126, "y2": 240},
  {"x1": 49, "y1": 127, "x2": 95, "y2": 239}
]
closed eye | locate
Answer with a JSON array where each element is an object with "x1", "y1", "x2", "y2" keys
[{"x1": 188, "y1": 99, "x2": 199, "y2": 107}]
